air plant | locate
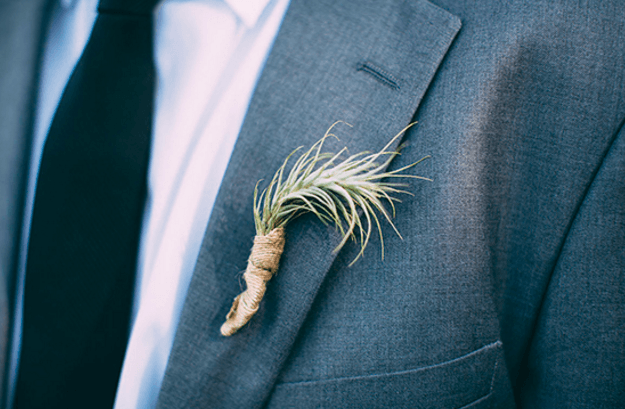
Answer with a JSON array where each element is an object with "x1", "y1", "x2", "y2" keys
[{"x1": 221, "y1": 122, "x2": 430, "y2": 336}]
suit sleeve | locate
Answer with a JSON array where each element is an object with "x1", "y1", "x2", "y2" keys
[{"x1": 515, "y1": 121, "x2": 625, "y2": 407}]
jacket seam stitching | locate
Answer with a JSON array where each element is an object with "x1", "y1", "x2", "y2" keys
[
  {"x1": 278, "y1": 340, "x2": 501, "y2": 386},
  {"x1": 516, "y1": 113, "x2": 625, "y2": 389},
  {"x1": 457, "y1": 391, "x2": 492, "y2": 409}
]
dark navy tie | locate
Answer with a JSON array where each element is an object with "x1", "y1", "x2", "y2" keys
[{"x1": 15, "y1": 0, "x2": 159, "y2": 407}]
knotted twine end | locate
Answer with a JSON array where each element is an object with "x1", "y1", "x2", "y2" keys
[{"x1": 220, "y1": 228, "x2": 286, "y2": 336}]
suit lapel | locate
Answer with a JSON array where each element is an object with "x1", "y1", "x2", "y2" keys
[
  {"x1": 0, "y1": 0, "x2": 51, "y2": 403},
  {"x1": 0, "y1": 0, "x2": 51, "y2": 306},
  {"x1": 156, "y1": 0, "x2": 460, "y2": 407}
]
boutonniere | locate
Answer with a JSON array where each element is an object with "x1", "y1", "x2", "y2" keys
[{"x1": 221, "y1": 122, "x2": 429, "y2": 336}]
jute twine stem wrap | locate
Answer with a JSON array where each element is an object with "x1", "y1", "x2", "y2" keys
[{"x1": 220, "y1": 228, "x2": 286, "y2": 336}]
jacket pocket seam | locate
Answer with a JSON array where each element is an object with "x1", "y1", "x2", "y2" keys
[
  {"x1": 456, "y1": 357, "x2": 499, "y2": 409},
  {"x1": 278, "y1": 340, "x2": 502, "y2": 387},
  {"x1": 457, "y1": 391, "x2": 493, "y2": 409}
]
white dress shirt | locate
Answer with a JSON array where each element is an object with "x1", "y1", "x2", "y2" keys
[{"x1": 8, "y1": 0, "x2": 290, "y2": 408}]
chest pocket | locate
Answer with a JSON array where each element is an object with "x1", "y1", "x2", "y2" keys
[{"x1": 265, "y1": 341, "x2": 502, "y2": 409}]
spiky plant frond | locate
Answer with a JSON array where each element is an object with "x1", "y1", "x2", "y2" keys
[{"x1": 253, "y1": 122, "x2": 430, "y2": 264}]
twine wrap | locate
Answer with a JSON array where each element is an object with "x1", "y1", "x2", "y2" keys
[{"x1": 220, "y1": 228, "x2": 286, "y2": 336}]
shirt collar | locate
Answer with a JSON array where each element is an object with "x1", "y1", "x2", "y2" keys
[{"x1": 224, "y1": 0, "x2": 272, "y2": 27}]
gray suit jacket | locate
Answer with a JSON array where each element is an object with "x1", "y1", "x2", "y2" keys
[{"x1": 1, "y1": 0, "x2": 623, "y2": 408}]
